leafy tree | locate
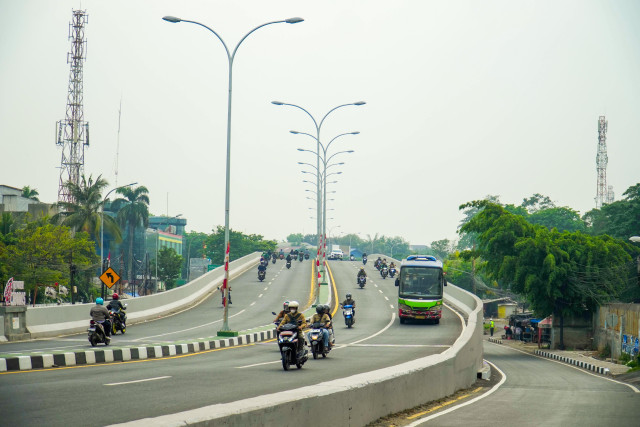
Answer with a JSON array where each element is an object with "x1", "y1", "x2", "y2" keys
[
  {"x1": 457, "y1": 195, "x2": 500, "y2": 250},
  {"x1": 114, "y1": 186, "x2": 150, "y2": 284},
  {"x1": 583, "y1": 183, "x2": 640, "y2": 239},
  {"x1": 460, "y1": 200, "x2": 633, "y2": 349},
  {"x1": 286, "y1": 233, "x2": 304, "y2": 245},
  {"x1": 528, "y1": 207, "x2": 585, "y2": 232},
  {"x1": 521, "y1": 193, "x2": 555, "y2": 213},
  {"x1": 205, "y1": 226, "x2": 277, "y2": 264},
  {"x1": 152, "y1": 247, "x2": 183, "y2": 290},
  {"x1": 52, "y1": 174, "x2": 122, "y2": 245},
  {"x1": 431, "y1": 239, "x2": 456, "y2": 260},
  {"x1": 21, "y1": 186, "x2": 39, "y2": 202},
  {"x1": 2, "y1": 222, "x2": 97, "y2": 300}
]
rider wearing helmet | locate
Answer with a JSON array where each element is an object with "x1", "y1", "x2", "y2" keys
[
  {"x1": 278, "y1": 301, "x2": 307, "y2": 351},
  {"x1": 107, "y1": 293, "x2": 126, "y2": 326},
  {"x1": 90, "y1": 297, "x2": 111, "y2": 338},
  {"x1": 274, "y1": 301, "x2": 290, "y2": 324},
  {"x1": 322, "y1": 304, "x2": 336, "y2": 344},
  {"x1": 308, "y1": 305, "x2": 331, "y2": 349},
  {"x1": 341, "y1": 293, "x2": 356, "y2": 324},
  {"x1": 357, "y1": 266, "x2": 367, "y2": 283}
]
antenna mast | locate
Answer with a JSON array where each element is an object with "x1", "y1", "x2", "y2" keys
[
  {"x1": 595, "y1": 116, "x2": 608, "y2": 209},
  {"x1": 56, "y1": 9, "x2": 89, "y2": 204},
  {"x1": 115, "y1": 97, "x2": 122, "y2": 187}
]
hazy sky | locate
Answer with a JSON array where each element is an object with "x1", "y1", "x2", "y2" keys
[{"x1": 1, "y1": 1, "x2": 639, "y2": 245}]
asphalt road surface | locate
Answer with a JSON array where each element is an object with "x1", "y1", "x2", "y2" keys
[{"x1": 0, "y1": 260, "x2": 462, "y2": 426}]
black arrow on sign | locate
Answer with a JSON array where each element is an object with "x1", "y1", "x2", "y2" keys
[{"x1": 106, "y1": 272, "x2": 114, "y2": 283}]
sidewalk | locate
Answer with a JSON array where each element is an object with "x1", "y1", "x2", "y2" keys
[{"x1": 484, "y1": 323, "x2": 629, "y2": 376}]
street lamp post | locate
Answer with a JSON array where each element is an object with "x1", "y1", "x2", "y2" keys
[
  {"x1": 272, "y1": 101, "x2": 365, "y2": 299},
  {"x1": 164, "y1": 15, "x2": 303, "y2": 334},
  {"x1": 100, "y1": 182, "x2": 137, "y2": 299}
]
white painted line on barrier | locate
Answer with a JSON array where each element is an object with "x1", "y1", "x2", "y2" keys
[
  {"x1": 105, "y1": 376, "x2": 172, "y2": 386},
  {"x1": 406, "y1": 360, "x2": 506, "y2": 426}
]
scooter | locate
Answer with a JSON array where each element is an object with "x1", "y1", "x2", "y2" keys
[
  {"x1": 286, "y1": 260, "x2": 292, "y2": 269},
  {"x1": 277, "y1": 323, "x2": 308, "y2": 370},
  {"x1": 272, "y1": 257, "x2": 277, "y2": 264},
  {"x1": 299, "y1": 255, "x2": 304, "y2": 263},
  {"x1": 308, "y1": 322, "x2": 331, "y2": 359},
  {"x1": 304, "y1": 253, "x2": 310, "y2": 260},
  {"x1": 358, "y1": 275, "x2": 366, "y2": 289},
  {"x1": 258, "y1": 270, "x2": 266, "y2": 282},
  {"x1": 109, "y1": 305, "x2": 127, "y2": 335},
  {"x1": 88, "y1": 320, "x2": 110, "y2": 347},
  {"x1": 380, "y1": 266, "x2": 389, "y2": 279},
  {"x1": 343, "y1": 305, "x2": 355, "y2": 328},
  {"x1": 389, "y1": 267, "x2": 397, "y2": 278},
  {"x1": 363, "y1": 256, "x2": 367, "y2": 265}
]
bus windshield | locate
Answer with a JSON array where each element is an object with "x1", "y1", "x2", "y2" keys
[{"x1": 399, "y1": 266, "x2": 443, "y2": 299}]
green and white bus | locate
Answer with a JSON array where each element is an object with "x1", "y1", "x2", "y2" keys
[{"x1": 395, "y1": 255, "x2": 447, "y2": 324}]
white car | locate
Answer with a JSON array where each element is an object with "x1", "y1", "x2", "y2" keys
[{"x1": 328, "y1": 250, "x2": 344, "y2": 260}]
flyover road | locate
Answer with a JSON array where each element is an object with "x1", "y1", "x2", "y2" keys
[
  {"x1": 0, "y1": 258, "x2": 312, "y2": 356},
  {"x1": 412, "y1": 340, "x2": 640, "y2": 426},
  {"x1": 0, "y1": 260, "x2": 463, "y2": 427}
]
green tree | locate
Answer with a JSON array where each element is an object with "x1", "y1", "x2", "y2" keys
[
  {"x1": 286, "y1": 233, "x2": 304, "y2": 245},
  {"x1": 2, "y1": 222, "x2": 97, "y2": 300},
  {"x1": 431, "y1": 239, "x2": 455, "y2": 260},
  {"x1": 52, "y1": 174, "x2": 122, "y2": 245},
  {"x1": 114, "y1": 186, "x2": 150, "y2": 284},
  {"x1": 528, "y1": 206, "x2": 586, "y2": 232},
  {"x1": 152, "y1": 247, "x2": 183, "y2": 290},
  {"x1": 21, "y1": 186, "x2": 39, "y2": 202},
  {"x1": 583, "y1": 183, "x2": 640, "y2": 239},
  {"x1": 205, "y1": 226, "x2": 277, "y2": 264},
  {"x1": 460, "y1": 200, "x2": 633, "y2": 349}
]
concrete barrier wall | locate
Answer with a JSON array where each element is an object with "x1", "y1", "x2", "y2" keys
[
  {"x1": 115, "y1": 281, "x2": 484, "y2": 427},
  {"x1": 26, "y1": 252, "x2": 261, "y2": 338}
]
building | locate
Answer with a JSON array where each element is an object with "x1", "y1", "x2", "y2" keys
[{"x1": 0, "y1": 185, "x2": 57, "y2": 218}]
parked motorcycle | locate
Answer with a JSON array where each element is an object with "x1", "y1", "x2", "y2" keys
[
  {"x1": 258, "y1": 270, "x2": 266, "y2": 282},
  {"x1": 88, "y1": 320, "x2": 110, "y2": 346},
  {"x1": 358, "y1": 275, "x2": 366, "y2": 289},
  {"x1": 109, "y1": 305, "x2": 127, "y2": 335},
  {"x1": 362, "y1": 256, "x2": 367, "y2": 265},
  {"x1": 286, "y1": 261, "x2": 292, "y2": 269},
  {"x1": 380, "y1": 266, "x2": 389, "y2": 279},
  {"x1": 343, "y1": 304, "x2": 355, "y2": 328},
  {"x1": 389, "y1": 267, "x2": 397, "y2": 278},
  {"x1": 308, "y1": 322, "x2": 331, "y2": 359},
  {"x1": 278, "y1": 323, "x2": 308, "y2": 370}
]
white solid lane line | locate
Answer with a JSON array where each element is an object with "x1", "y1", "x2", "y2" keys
[
  {"x1": 105, "y1": 376, "x2": 172, "y2": 386},
  {"x1": 131, "y1": 310, "x2": 246, "y2": 342}
]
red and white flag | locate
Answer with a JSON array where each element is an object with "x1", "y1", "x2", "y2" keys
[{"x1": 222, "y1": 242, "x2": 230, "y2": 307}]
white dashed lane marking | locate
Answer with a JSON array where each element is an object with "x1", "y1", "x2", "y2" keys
[
  {"x1": 384, "y1": 296, "x2": 389, "y2": 301},
  {"x1": 258, "y1": 294, "x2": 263, "y2": 298},
  {"x1": 250, "y1": 302, "x2": 256, "y2": 306}
]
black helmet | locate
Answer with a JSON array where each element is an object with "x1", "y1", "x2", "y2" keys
[
  {"x1": 316, "y1": 305, "x2": 324, "y2": 314},
  {"x1": 346, "y1": 293, "x2": 352, "y2": 299}
]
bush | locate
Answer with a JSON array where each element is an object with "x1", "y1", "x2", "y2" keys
[
  {"x1": 620, "y1": 353, "x2": 631, "y2": 364},
  {"x1": 599, "y1": 344, "x2": 611, "y2": 360}
]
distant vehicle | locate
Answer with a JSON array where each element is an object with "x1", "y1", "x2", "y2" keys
[
  {"x1": 395, "y1": 255, "x2": 446, "y2": 325},
  {"x1": 328, "y1": 249, "x2": 344, "y2": 260}
]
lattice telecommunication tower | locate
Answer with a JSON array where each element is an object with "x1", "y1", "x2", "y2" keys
[
  {"x1": 595, "y1": 116, "x2": 608, "y2": 209},
  {"x1": 56, "y1": 10, "x2": 90, "y2": 204}
]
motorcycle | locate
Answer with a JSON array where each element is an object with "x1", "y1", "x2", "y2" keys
[
  {"x1": 380, "y1": 266, "x2": 389, "y2": 279},
  {"x1": 389, "y1": 267, "x2": 397, "y2": 278},
  {"x1": 299, "y1": 255, "x2": 304, "y2": 263},
  {"x1": 343, "y1": 304, "x2": 355, "y2": 328},
  {"x1": 88, "y1": 320, "x2": 110, "y2": 346},
  {"x1": 286, "y1": 260, "x2": 292, "y2": 269},
  {"x1": 304, "y1": 253, "x2": 310, "y2": 260},
  {"x1": 109, "y1": 305, "x2": 127, "y2": 335},
  {"x1": 363, "y1": 256, "x2": 367, "y2": 265},
  {"x1": 308, "y1": 322, "x2": 331, "y2": 359},
  {"x1": 272, "y1": 256, "x2": 277, "y2": 264},
  {"x1": 258, "y1": 270, "x2": 266, "y2": 282},
  {"x1": 350, "y1": 255, "x2": 355, "y2": 261},
  {"x1": 375, "y1": 259, "x2": 381, "y2": 270},
  {"x1": 358, "y1": 275, "x2": 366, "y2": 289},
  {"x1": 279, "y1": 253, "x2": 284, "y2": 260},
  {"x1": 277, "y1": 323, "x2": 308, "y2": 370}
]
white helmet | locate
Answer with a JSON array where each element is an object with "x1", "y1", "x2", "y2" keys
[{"x1": 288, "y1": 301, "x2": 300, "y2": 311}]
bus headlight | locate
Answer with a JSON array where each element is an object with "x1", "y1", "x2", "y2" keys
[{"x1": 399, "y1": 304, "x2": 411, "y2": 313}]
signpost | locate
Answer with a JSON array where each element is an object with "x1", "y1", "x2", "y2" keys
[{"x1": 100, "y1": 267, "x2": 121, "y2": 289}]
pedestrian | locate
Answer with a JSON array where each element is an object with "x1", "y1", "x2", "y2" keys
[
  {"x1": 515, "y1": 325, "x2": 522, "y2": 341},
  {"x1": 490, "y1": 318, "x2": 495, "y2": 337}
]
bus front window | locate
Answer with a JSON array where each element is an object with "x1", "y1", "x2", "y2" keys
[{"x1": 399, "y1": 267, "x2": 443, "y2": 299}]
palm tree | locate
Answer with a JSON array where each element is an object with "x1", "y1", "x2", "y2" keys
[
  {"x1": 52, "y1": 175, "x2": 122, "y2": 245},
  {"x1": 114, "y1": 186, "x2": 150, "y2": 284},
  {"x1": 21, "y1": 186, "x2": 40, "y2": 201}
]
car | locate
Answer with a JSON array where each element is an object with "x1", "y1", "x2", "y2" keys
[{"x1": 328, "y1": 249, "x2": 344, "y2": 260}]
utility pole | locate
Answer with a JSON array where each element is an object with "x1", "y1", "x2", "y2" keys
[{"x1": 471, "y1": 242, "x2": 477, "y2": 296}]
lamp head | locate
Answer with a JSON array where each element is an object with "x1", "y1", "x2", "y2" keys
[
  {"x1": 162, "y1": 16, "x2": 182, "y2": 23},
  {"x1": 285, "y1": 17, "x2": 304, "y2": 24},
  {"x1": 290, "y1": 130, "x2": 300, "y2": 134},
  {"x1": 351, "y1": 131, "x2": 360, "y2": 135},
  {"x1": 353, "y1": 101, "x2": 366, "y2": 106},
  {"x1": 271, "y1": 101, "x2": 284, "y2": 106}
]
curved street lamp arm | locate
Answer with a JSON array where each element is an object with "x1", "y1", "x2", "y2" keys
[
  {"x1": 327, "y1": 150, "x2": 353, "y2": 164},
  {"x1": 180, "y1": 19, "x2": 231, "y2": 60},
  {"x1": 325, "y1": 132, "x2": 358, "y2": 153},
  {"x1": 318, "y1": 103, "x2": 355, "y2": 130},
  {"x1": 275, "y1": 103, "x2": 319, "y2": 132},
  {"x1": 231, "y1": 20, "x2": 287, "y2": 63}
]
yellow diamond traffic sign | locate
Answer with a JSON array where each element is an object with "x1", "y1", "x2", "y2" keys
[{"x1": 100, "y1": 267, "x2": 121, "y2": 289}]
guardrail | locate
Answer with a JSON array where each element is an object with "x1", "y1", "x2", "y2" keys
[
  {"x1": 113, "y1": 275, "x2": 484, "y2": 426},
  {"x1": 25, "y1": 252, "x2": 262, "y2": 338}
]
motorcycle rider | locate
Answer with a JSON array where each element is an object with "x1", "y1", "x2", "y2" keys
[
  {"x1": 258, "y1": 262, "x2": 267, "y2": 275},
  {"x1": 278, "y1": 301, "x2": 307, "y2": 352},
  {"x1": 375, "y1": 256, "x2": 382, "y2": 269},
  {"x1": 106, "y1": 293, "x2": 126, "y2": 327},
  {"x1": 273, "y1": 301, "x2": 290, "y2": 324},
  {"x1": 90, "y1": 297, "x2": 111, "y2": 340},
  {"x1": 322, "y1": 304, "x2": 335, "y2": 344},
  {"x1": 341, "y1": 293, "x2": 356, "y2": 323},
  {"x1": 357, "y1": 266, "x2": 367, "y2": 283},
  {"x1": 286, "y1": 253, "x2": 292, "y2": 264},
  {"x1": 308, "y1": 305, "x2": 331, "y2": 350}
]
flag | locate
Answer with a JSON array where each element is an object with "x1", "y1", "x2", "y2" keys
[
  {"x1": 222, "y1": 241, "x2": 230, "y2": 307},
  {"x1": 107, "y1": 252, "x2": 111, "y2": 268},
  {"x1": 4, "y1": 277, "x2": 13, "y2": 303}
]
